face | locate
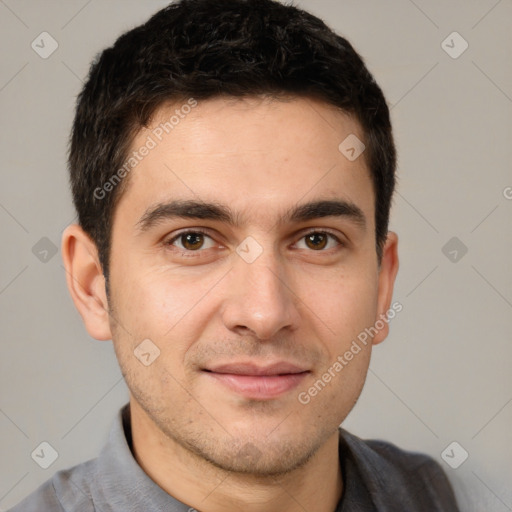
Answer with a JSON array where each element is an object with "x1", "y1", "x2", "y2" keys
[{"x1": 103, "y1": 96, "x2": 397, "y2": 476}]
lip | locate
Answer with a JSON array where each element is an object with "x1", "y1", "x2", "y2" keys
[
  {"x1": 206, "y1": 361, "x2": 308, "y2": 376},
  {"x1": 202, "y1": 361, "x2": 310, "y2": 400}
]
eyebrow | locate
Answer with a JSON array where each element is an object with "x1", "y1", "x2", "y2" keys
[{"x1": 136, "y1": 198, "x2": 366, "y2": 233}]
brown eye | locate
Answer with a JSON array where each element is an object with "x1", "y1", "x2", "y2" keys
[
  {"x1": 295, "y1": 231, "x2": 341, "y2": 251},
  {"x1": 181, "y1": 232, "x2": 204, "y2": 250},
  {"x1": 168, "y1": 231, "x2": 216, "y2": 251},
  {"x1": 305, "y1": 233, "x2": 328, "y2": 250}
]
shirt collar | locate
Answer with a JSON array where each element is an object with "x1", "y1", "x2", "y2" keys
[{"x1": 92, "y1": 403, "x2": 190, "y2": 511}]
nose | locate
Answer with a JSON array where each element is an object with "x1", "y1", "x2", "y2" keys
[{"x1": 220, "y1": 248, "x2": 301, "y2": 340}]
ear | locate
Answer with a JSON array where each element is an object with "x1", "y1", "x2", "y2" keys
[
  {"x1": 372, "y1": 231, "x2": 399, "y2": 346},
  {"x1": 61, "y1": 224, "x2": 112, "y2": 341}
]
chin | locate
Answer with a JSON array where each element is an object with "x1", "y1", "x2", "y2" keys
[{"x1": 198, "y1": 438, "x2": 318, "y2": 477}]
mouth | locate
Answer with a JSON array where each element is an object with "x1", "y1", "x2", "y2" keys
[{"x1": 202, "y1": 361, "x2": 310, "y2": 400}]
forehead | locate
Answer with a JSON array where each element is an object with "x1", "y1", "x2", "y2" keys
[{"x1": 115, "y1": 96, "x2": 375, "y2": 230}]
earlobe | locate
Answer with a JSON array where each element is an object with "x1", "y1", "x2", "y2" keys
[
  {"x1": 61, "y1": 224, "x2": 112, "y2": 341},
  {"x1": 372, "y1": 231, "x2": 399, "y2": 346}
]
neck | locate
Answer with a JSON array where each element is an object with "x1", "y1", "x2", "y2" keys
[{"x1": 129, "y1": 402, "x2": 343, "y2": 512}]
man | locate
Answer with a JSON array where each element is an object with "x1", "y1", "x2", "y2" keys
[{"x1": 9, "y1": 0, "x2": 460, "y2": 510}]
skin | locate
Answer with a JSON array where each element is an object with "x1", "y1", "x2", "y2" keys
[{"x1": 62, "y1": 95, "x2": 399, "y2": 512}]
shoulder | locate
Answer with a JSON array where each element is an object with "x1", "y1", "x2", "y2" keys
[
  {"x1": 362, "y1": 435, "x2": 446, "y2": 474},
  {"x1": 7, "y1": 478, "x2": 64, "y2": 512},
  {"x1": 339, "y1": 429, "x2": 460, "y2": 511},
  {"x1": 7, "y1": 459, "x2": 97, "y2": 512}
]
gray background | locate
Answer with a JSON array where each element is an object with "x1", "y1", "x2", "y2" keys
[{"x1": 1, "y1": 0, "x2": 511, "y2": 510}]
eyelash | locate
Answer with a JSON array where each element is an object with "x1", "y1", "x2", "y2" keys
[{"x1": 164, "y1": 228, "x2": 343, "y2": 256}]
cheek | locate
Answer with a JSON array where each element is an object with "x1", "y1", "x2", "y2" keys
[
  {"x1": 110, "y1": 268, "x2": 217, "y2": 364},
  {"x1": 109, "y1": 279, "x2": 193, "y2": 404},
  {"x1": 294, "y1": 264, "x2": 379, "y2": 345},
  {"x1": 113, "y1": 268, "x2": 181, "y2": 333}
]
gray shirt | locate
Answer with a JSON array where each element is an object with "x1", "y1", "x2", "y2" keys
[{"x1": 8, "y1": 404, "x2": 459, "y2": 511}]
